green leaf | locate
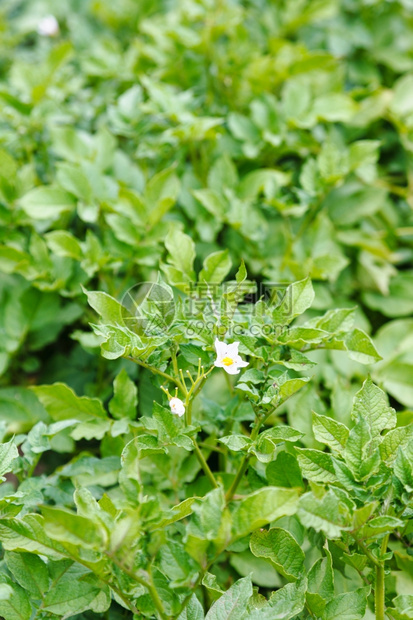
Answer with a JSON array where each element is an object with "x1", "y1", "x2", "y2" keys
[
  {"x1": 387, "y1": 595, "x2": 413, "y2": 620},
  {"x1": 19, "y1": 186, "x2": 75, "y2": 220},
  {"x1": 297, "y1": 490, "x2": 351, "y2": 538},
  {"x1": 246, "y1": 578, "x2": 307, "y2": 620},
  {"x1": 229, "y1": 551, "x2": 283, "y2": 589},
  {"x1": 109, "y1": 368, "x2": 138, "y2": 420},
  {"x1": 394, "y1": 448, "x2": 413, "y2": 491},
  {"x1": 202, "y1": 572, "x2": 224, "y2": 600},
  {"x1": 152, "y1": 402, "x2": 183, "y2": 442},
  {"x1": 272, "y1": 277, "x2": 314, "y2": 325},
  {"x1": 5, "y1": 552, "x2": 49, "y2": 598},
  {"x1": 232, "y1": 487, "x2": 300, "y2": 538},
  {"x1": 358, "y1": 516, "x2": 404, "y2": 541},
  {"x1": 84, "y1": 289, "x2": 126, "y2": 325},
  {"x1": 351, "y1": 377, "x2": 396, "y2": 438},
  {"x1": 391, "y1": 74, "x2": 413, "y2": 116},
  {"x1": 42, "y1": 506, "x2": 106, "y2": 549},
  {"x1": 0, "y1": 515, "x2": 67, "y2": 559},
  {"x1": 45, "y1": 230, "x2": 83, "y2": 260},
  {"x1": 306, "y1": 551, "x2": 334, "y2": 616},
  {"x1": 278, "y1": 378, "x2": 310, "y2": 404},
  {"x1": 187, "y1": 487, "x2": 228, "y2": 542},
  {"x1": 177, "y1": 594, "x2": 205, "y2": 620},
  {"x1": 344, "y1": 418, "x2": 381, "y2": 481},
  {"x1": 253, "y1": 426, "x2": 304, "y2": 463},
  {"x1": 31, "y1": 383, "x2": 107, "y2": 421},
  {"x1": 313, "y1": 308, "x2": 356, "y2": 333},
  {"x1": 266, "y1": 453, "x2": 304, "y2": 488},
  {"x1": 323, "y1": 587, "x2": 370, "y2": 620},
  {"x1": 250, "y1": 527, "x2": 305, "y2": 580},
  {"x1": 193, "y1": 188, "x2": 227, "y2": 219},
  {"x1": 165, "y1": 229, "x2": 196, "y2": 280},
  {"x1": 0, "y1": 439, "x2": 18, "y2": 481},
  {"x1": 380, "y1": 425, "x2": 413, "y2": 463},
  {"x1": 42, "y1": 568, "x2": 110, "y2": 616},
  {"x1": 145, "y1": 167, "x2": 180, "y2": 227},
  {"x1": 148, "y1": 498, "x2": 196, "y2": 532},
  {"x1": 235, "y1": 260, "x2": 247, "y2": 284},
  {"x1": 208, "y1": 155, "x2": 238, "y2": 191},
  {"x1": 296, "y1": 448, "x2": 338, "y2": 483},
  {"x1": 0, "y1": 578, "x2": 31, "y2": 620},
  {"x1": 199, "y1": 250, "x2": 232, "y2": 284},
  {"x1": 219, "y1": 435, "x2": 251, "y2": 452},
  {"x1": 312, "y1": 412, "x2": 349, "y2": 452},
  {"x1": 159, "y1": 540, "x2": 197, "y2": 586},
  {"x1": 205, "y1": 576, "x2": 252, "y2": 620},
  {"x1": 343, "y1": 329, "x2": 382, "y2": 364},
  {"x1": 364, "y1": 273, "x2": 413, "y2": 318},
  {"x1": 341, "y1": 553, "x2": 367, "y2": 572}
]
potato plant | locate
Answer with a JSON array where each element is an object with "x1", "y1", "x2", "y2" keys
[{"x1": 0, "y1": 0, "x2": 413, "y2": 618}]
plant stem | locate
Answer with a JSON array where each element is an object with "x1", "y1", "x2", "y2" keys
[
  {"x1": 127, "y1": 356, "x2": 185, "y2": 392},
  {"x1": 375, "y1": 564, "x2": 385, "y2": 620},
  {"x1": 26, "y1": 453, "x2": 41, "y2": 478},
  {"x1": 148, "y1": 564, "x2": 170, "y2": 620},
  {"x1": 171, "y1": 348, "x2": 179, "y2": 380},
  {"x1": 107, "y1": 553, "x2": 169, "y2": 619},
  {"x1": 224, "y1": 371, "x2": 233, "y2": 395},
  {"x1": 351, "y1": 536, "x2": 380, "y2": 568},
  {"x1": 375, "y1": 533, "x2": 390, "y2": 620},
  {"x1": 225, "y1": 413, "x2": 264, "y2": 502},
  {"x1": 225, "y1": 454, "x2": 250, "y2": 502},
  {"x1": 185, "y1": 398, "x2": 193, "y2": 426},
  {"x1": 193, "y1": 440, "x2": 218, "y2": 488}
]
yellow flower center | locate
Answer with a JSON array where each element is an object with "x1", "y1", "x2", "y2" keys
[{"x1": 222, "y1": 356, "x2": 234, "y2": 366}]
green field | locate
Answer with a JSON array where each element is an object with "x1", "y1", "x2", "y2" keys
[{"x1": 0, "y1": 1, "x2": 413, "y2": 618}]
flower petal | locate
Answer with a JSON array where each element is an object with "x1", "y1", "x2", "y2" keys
[
  {"x1": 214, "y1": 338, "x2": 228, "y2": 359},
  {"x1": 223, "y1": 364, "x2": 241, "y2": 375},
  {"x1": 226, "y1": 341, "x2": 240, "y2": 357},
  {"x1": 235, "y1": 357, "x2": 249, "y2": 368}
]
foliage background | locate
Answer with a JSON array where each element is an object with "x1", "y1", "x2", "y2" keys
[{"x1": 0, "y1": 0, "x2": 413, "y2": 618}]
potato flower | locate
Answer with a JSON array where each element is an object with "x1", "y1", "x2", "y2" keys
[
  {"x1": 214, "y1": 338, "x2": 248, "y2": 375},
  {"x1": 37, "y1": 15, "x2": 59, "y2": 37},
  {"x1": 169, "y1": 397, "x2": 185, "y2": 417}
]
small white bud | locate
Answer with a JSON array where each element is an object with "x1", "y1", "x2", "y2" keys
[
  {"x1": 169, "y1": 397, "x2": 185, "y2": 417},
  {"x1": 37, "y1": 15, "x2": 59, "y2": 37}
]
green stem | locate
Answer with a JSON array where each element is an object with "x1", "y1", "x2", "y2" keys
[
  {"x1": 27, "y1": 453, "x2": 41, "y2": 478},
  {"x1": 193, "y1": 440, "x2": 218, "y2": 488},
  {"x1": 224, "y1": 371, "x2": 233, "y2": 395},
  {"x1": 148, "y1": 564, "x2": 170, "y2": 620},
  {"x1": 225, "y1": 454, "x2": 250, "y2": 502},
  {"x1": 376, "y1": 564, "x2": 385, "y2": 620},
  {"x1": 107, "y1": 553, "x2": 169, "y2": 620},
  {"x1": 352, "y1": 537, "x2": 380, "y2": 568},
  {"x1": 171, "y1": 348, "x2": 179, "y2": 379},
  {"x1": 375, "y1": 533, "x2": 390, "y2": 620},
  {"x1": 225, "y1": 413, "x2": 264, "y2": 502},
  {"x1": 127, "y1": 356, "x2": 185, "y2": 392},
  {"x1": 185, "y1": 399, "x2": 193, "y2": 426}
]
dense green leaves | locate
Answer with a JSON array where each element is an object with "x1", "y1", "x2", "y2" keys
[{"x1": 1, "y1": 0, "x2": 413, "y2": 617}]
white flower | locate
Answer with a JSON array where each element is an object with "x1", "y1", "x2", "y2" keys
[
  {"x1": 214, "y1": 338, "x2": 249, "y2": 375},
  {"x1": 37, "y1": 15, "x2": 59, "y2": 37},
  {"x1": 169, "y1": 397, "x2": 185, "y2": 417}
]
